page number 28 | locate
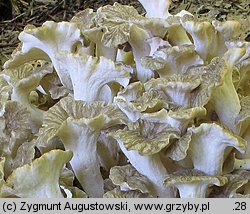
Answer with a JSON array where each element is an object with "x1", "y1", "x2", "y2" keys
[{"x1": 234, "y1": 202, "x2": 247, "y2": 210}]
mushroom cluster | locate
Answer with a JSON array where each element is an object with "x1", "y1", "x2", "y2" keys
[{"x1": 0, "y1": 0, "x2": 249, "y2": 198}]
